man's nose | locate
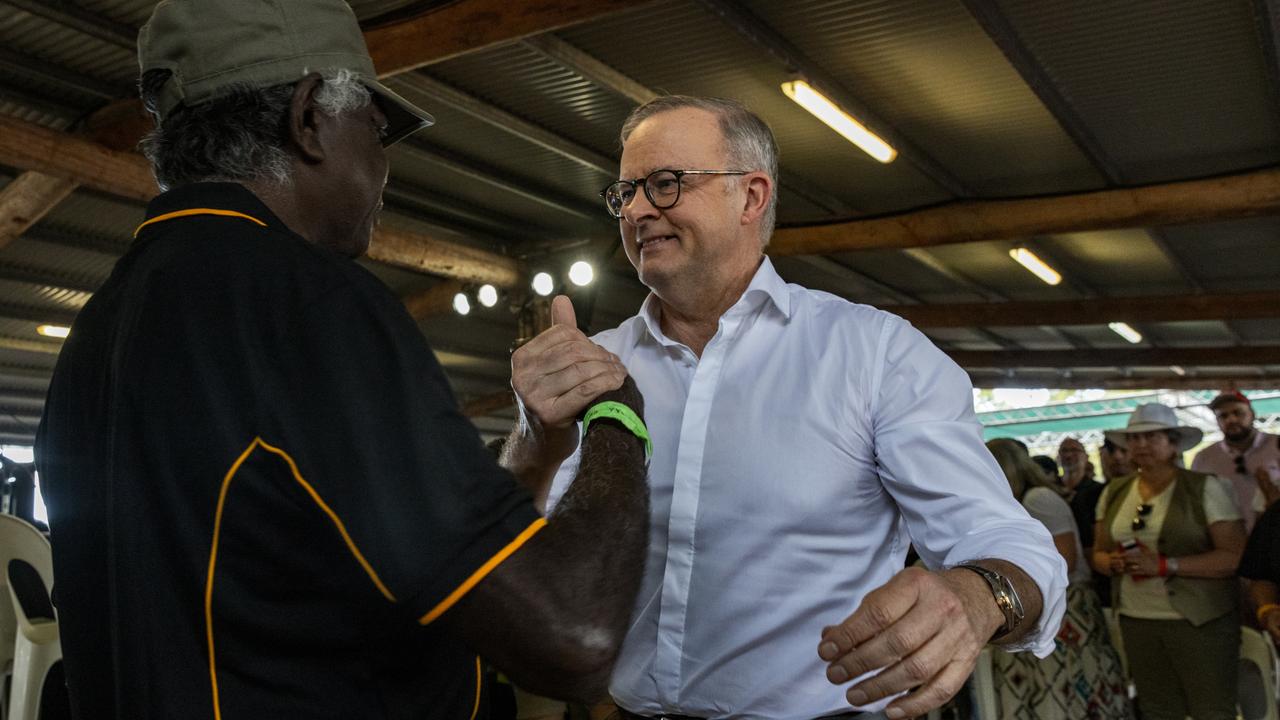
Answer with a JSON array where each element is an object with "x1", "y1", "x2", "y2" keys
[{"x1": 622, "y1": 187, "x2": 659, "y2": 226}]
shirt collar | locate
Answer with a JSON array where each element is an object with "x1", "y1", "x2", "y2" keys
[
  {"x1": 139, "y1": 182, "x2": 287, "y2": 234},
  {"x1": 637, "y1": 256, "x2": 792, "y2": 346}
]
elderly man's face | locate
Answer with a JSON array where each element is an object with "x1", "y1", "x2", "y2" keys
[
  {"x1": 317, "y1": 97, "x2": 390, "y2": 256},
  {"x1": 1214, "y1": 401, "x2": 1255, "y2": 443},
  {"x1": 1058, "y1": 442, "x2": 1087, "y2": 473},
  {"x1": 616, "y1": 108, "x2": 755, "y2": 296}
]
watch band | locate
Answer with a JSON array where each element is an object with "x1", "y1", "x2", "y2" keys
[{"x1": 954, "y1": 563, "x2": 1025, "y2": 641}]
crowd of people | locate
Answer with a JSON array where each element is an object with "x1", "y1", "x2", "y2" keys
[{"x1": 980, "y1": 391, "x2": 1280, "y2": 720}]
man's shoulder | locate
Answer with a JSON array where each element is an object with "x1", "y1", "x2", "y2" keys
[
  {"x1": 1191, "y1": 441, "x2": 1228, "y2": 464},
  {"x1": 786, "y1": 284, "x2": 913, "y2": 342}
]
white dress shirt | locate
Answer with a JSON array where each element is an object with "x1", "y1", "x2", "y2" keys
[{"x1": 547, "y1": 258, "x2": 1067, "y2": 720}]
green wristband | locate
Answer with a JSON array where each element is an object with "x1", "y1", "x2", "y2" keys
[{"x1": 581, "y1": 401, "x2": 652, "y2": 460}]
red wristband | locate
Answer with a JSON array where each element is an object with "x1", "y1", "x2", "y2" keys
[{"x1": 1158, "y1": 555, "x2": 1168, "y2": 577}]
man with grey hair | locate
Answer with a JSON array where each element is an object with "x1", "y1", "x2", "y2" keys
[
  {"x1": 37, "y1": 0, "x2": 653, "y2": 717},
  {"x1": 506, "y1": 96, "x2": 1066, "y2": 719}
]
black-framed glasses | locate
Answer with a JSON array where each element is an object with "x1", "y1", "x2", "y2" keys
[
  {"x1": 599, "y1": 169, "x2": 748, "y2": 219},
  {"x1": 1132, "y1": 503, "x2": 1154, "y2": 531},
  {"x1": 1236, "y1": 455, "x2": 1248, "y2": 475}
]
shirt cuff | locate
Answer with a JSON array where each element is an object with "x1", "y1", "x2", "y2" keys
[{"x1": 946, "y1": 521, "x2": 1069, "y2": 659}]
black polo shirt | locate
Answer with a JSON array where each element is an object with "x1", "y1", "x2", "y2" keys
[
  {"x1": 35, "y1": 183, "x2": 543, "y2": 720},
  {"x1": 1241, "y1": 501, "x2": 1280, "y2": 584}
]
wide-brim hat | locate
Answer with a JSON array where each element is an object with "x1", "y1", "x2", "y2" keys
[
  {"x1": 1104, "y1": 403, "x2": 1203, "y2": 451},
  {"x1": 139, "y1": 0, "x2": 433, "y2": 147}
]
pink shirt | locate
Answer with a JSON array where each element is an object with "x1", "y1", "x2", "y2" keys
[{"x1": 1191, "y1": 431, "x2": 1280, "y2": 530}]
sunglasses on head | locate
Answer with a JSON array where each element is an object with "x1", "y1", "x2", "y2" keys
[{"x1": 1131, "y1": 503, "x2": 1154, "y2": 531}]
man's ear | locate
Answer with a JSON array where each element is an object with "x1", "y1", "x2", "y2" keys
[
  {"x1": 286, "y1": 73, "x2": 328, "y2": 163},
  {"x1": 740, "y1": 171, "x2": 773, "y2": 227}
]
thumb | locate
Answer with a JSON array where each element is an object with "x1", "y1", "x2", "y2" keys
[{"x1": 551, "y1": 294, "x2": 577, "y2": 328}]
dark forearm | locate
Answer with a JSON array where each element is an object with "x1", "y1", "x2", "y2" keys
[
  {"x1": 1250, "y1": 579, "x2": 1280, "y2": 611},
  {"x1": 448, "y1": 391, "x2": 649, "y2": 703}
]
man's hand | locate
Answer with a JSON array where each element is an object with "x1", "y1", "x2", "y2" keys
[
  {"x1": 504, "y1": 296, "x2": 628, "y2": 501},
  {"x1": 1262, "y1": 607, "x2": 1280, "y2": 644},
  {"x1": 817, "y1": 566, "x2": 1012, "y2": 718}
]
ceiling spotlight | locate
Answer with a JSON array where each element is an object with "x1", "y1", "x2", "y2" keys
[
  {"x1": 1108, "y1": 322, "x2": 1143, "y2": 344},
  {"x1": 477, "y1": 284, "x2": 499, "y2": 308},
  {"x1": 568, "y1": 261, "x2": 595, "y2": 287},
  {"x1": 780, "y1": 79, "x2": 897, "y2": 163},
  {"x1": 36, "y1": 324, "x2": 70, "y2": 339},
  {"x1": 531, "y1": 272, "x2": 554, "y2": 297},
  {"x1": 452, "y1": 292, "x2": 471, "y2": 316},
  {"x1": 1008, "y1": 248, "x2": 1062, "y2": 286}
]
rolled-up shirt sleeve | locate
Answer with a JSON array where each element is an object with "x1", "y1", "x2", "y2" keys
[{"x1": 869, "y1": 317, "x2": 1068, "y2": 657}]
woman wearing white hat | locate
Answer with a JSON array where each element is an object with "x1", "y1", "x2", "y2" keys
[{"x1": 1092, "y1": 403, "x2": 1246, "y2": 720}]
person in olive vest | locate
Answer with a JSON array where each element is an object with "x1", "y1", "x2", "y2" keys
[{"x1": 1091, "y1": 403, "x2": 1246, "y2": 720}]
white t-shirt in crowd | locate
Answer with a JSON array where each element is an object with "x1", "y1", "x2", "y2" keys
[{"x1": 1023, "y1": 486, "x2": 1092, "y2": 587}]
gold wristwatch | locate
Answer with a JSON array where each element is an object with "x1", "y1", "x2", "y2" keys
[{"x1": 955, "y1": 563, "x2": 1025, "y2": 641}]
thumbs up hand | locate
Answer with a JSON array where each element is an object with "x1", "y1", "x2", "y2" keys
[{"x1": 510, "y1": 295, "x2": 628, "y2": 466}]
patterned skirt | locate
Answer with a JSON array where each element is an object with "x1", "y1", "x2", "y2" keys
[{"x1": 991, "y1": 583, "x2": 1134, "y2": 720}]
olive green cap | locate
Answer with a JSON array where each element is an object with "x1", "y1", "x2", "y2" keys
[{"x1": 138, "y1": 0, "x2": 433, "y2": 146}]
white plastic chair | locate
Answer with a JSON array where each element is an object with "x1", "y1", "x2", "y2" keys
[
  {"x1": 1240, "y1": 626, "x2": 1280, "y2": 720},
  {"x1": 0, "y1": 515, "x2": 62, "y2": 720},
  {"x1": 969, "y1": 646, "x2": 998, "y2": 720}
]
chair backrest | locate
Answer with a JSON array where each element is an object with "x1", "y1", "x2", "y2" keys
[
  {"x1": 0, "y1": 515, "x2": 54, "y2": 631},
  {"x1": 0, "y1": 516, "x2": 51, "y2": 674},
  {"x1": 0, "y1": 514, "x2": 63, "y2": 720},
  {"x1": 970, "y1": 647, "x2": 998, "y2": 720},
  {"x1": 1240, "y1": 626, "x2": 1280, "y2": 720}
]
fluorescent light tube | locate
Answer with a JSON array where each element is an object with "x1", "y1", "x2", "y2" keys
[
  {"x1": 1008, "y1": 248, "x2": 1062, "y2": 286},
  {"x1": 781, "y1": 80, "x2": 897, "y2": 163}
]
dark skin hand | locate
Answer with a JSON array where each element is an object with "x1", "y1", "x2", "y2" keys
[{"x1": 443, "y1": 373, "x2": 648, "y2": 702}]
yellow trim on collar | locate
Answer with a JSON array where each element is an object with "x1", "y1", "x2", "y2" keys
[{"x1": 134, "y1": 208, "x2": 267, "y2": 238}]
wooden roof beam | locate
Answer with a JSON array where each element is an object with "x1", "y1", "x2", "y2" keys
[
  {"x1": 949, "y1": 346, "x2": 1280, "y2": 369},
  {"x1": 886, "y1": 290, "x2": 1280, "y2": 328},
  {"x1": 366, "y1": 0, "x2": 650, "y2": 76},
  {"x1": 0, "y1": 173, "x2": 77, "y2": 251},
  {"x1": 970, "y1": 374, "x2": 1280, "y2": 391},
  {"x1": 770, "y1": 168, "x2": 1280, "y2": 255},
  {"x1": 0, "y1": 114, "x2": 522, "y2": 288}
]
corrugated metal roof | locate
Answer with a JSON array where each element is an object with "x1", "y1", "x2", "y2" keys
[
  {"x1": 558, "y1": 0, "x2": 951, "y2": 217},
  {"x1": 426, "y1": 41, "x2": 636, "y2": 162},
  {"x1": 994, "y1": 0, "x2": 1280, "y2": 184},
  {"x1": 747, "y1": 0, "x2": 1105, "y2": 197}
]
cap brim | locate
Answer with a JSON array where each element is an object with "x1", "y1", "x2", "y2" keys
[{"x1": 367, "y1": 80, "x2": 434, "y2": 147}]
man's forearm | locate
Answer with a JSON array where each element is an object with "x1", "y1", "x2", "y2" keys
[{"x1": 1249, "y1": 579, "x2": 1280, "y2": 610}]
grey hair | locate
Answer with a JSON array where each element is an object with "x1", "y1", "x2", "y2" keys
[
  {"x1": 620, "y1": 95, "x2": 779, "y2": 246},
  {"x1": 140, "y1": 68, "x2": 371, "y2": 191}
]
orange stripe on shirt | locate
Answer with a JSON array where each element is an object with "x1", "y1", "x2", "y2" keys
[
  {"x1": 205, "y1": 437, "x2": 400, "y2": 719},
  {"x1": 418, "y1": 517, "x2": 548, "y2": 626},
  {"x1": 134, "y1": 208, "x2": 267, "y2": 237}
]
